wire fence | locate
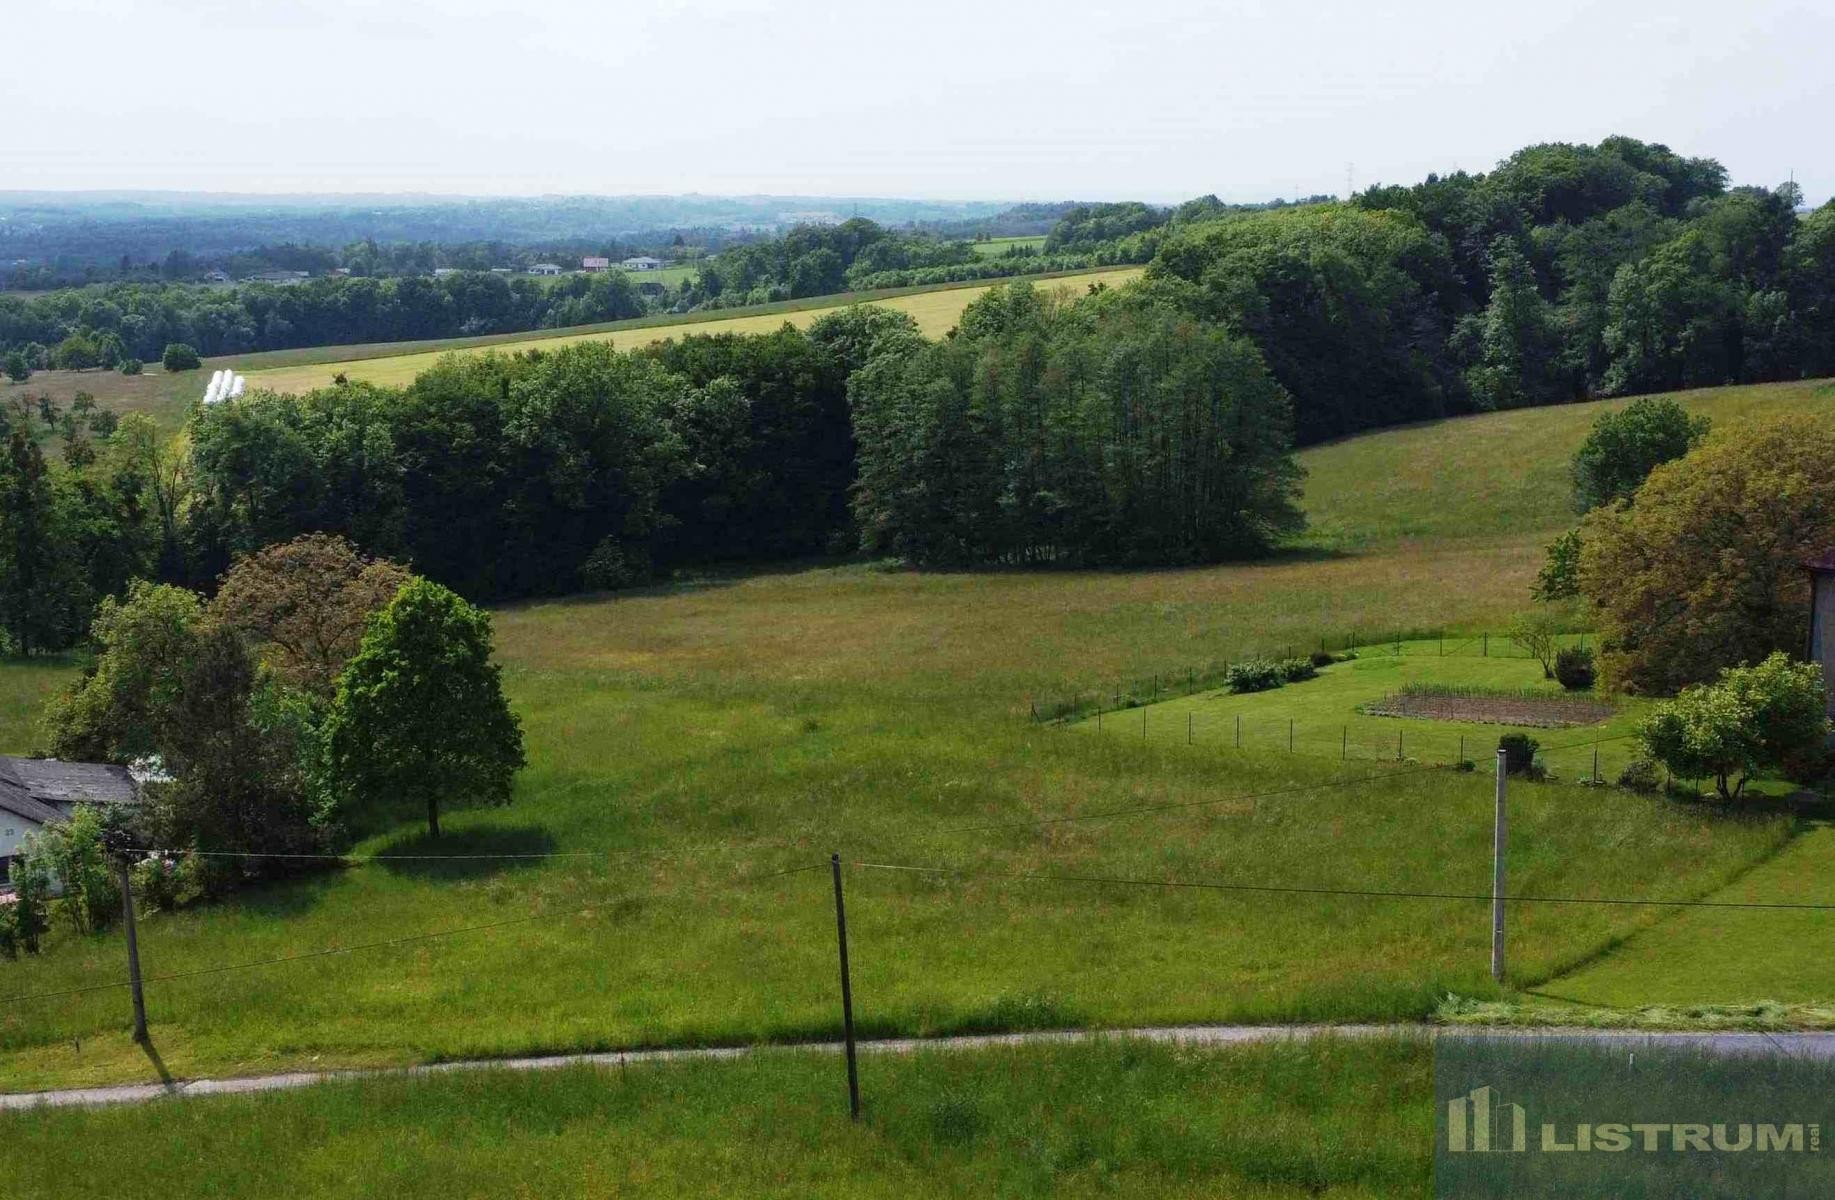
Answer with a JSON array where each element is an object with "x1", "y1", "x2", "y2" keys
[
  {"x1": 1028, "y1": 628, "x2": 1597, "y2": 723},
  {"x1": 1087, "y1": 706, "x2": 1635, "y2": 782},
  {"x1": 5, "y1": 750, "x2": 1834, "y2": 1116}
]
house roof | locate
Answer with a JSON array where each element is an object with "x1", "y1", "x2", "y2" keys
[{"x1": 0, "y1": 756, "x2": 138, "y2": 828}]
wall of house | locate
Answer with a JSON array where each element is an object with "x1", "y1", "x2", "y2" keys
[{"x1": 0, "y1": 817, "x2": 39, "y2": 865}]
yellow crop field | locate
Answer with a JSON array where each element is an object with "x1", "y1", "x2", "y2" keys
[{"x1": 248, "y1": 268, "x2": 1144, "y2": 393}]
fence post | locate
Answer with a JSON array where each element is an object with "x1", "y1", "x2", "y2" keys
[
  {"x1": 1289, "y1": 719, "x2": 1294, "y2": 753},
  {"x1": 1187, "y1": 713, "x2": 1193, "y2": 745},
  {"x1": 1593, "y1": 745, "x2": 1600, "y2": 784},
  {"x1": 1142, "y1": 707, "x2": 1147, "y2": 739},
  {"x1": 1492, "y1": 750, "x2": 1508, "y2": 985},
  {"x1": 1235, "y1": 715, "x2": 1241, "y2": 749},
  {"x1": 118, "y1": 861, "x2": 148, "y2": 1044},
  {"x1": 1483, "y1": 633, "x2": 1489, "y2": 658},
  {"x1": 1342, "y1": 725, "x2": 1347, "y2": 760},
  {"x1": 829, "y1": 853, "x2": 861, "y2": 1121},
  {"x1": 1397, "y1": 729, "x2": 1403, "y2": 762},
  {"x1": 1459, "y1": 734, "x2": 1465, "y2": 764}
]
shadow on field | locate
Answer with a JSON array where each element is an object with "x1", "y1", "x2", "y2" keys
[{"x1": 370, "y1": 824, "x2": 559, "y2": 880}]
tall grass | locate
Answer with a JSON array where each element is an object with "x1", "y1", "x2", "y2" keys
[{"x1": 0, "y1": 1037, "x2": 1433, "y2": 1199}]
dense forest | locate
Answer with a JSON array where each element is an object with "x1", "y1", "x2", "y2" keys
[{"x1": 4, "y1": 137, "x2": 1834, "y2": 656}]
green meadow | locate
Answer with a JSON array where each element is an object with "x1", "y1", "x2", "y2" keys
[
  {"x1": 0, "y1": 378, "x2": 1832, "y2": 1094},
  {"x1": 0, "y1": 1037, "x2": 1432, "y2": 1199}
]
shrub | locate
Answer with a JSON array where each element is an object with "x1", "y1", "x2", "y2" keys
[
  {"x1": 2, "y1": 350, "x2": 28, "y2": 383},
  {"x1": 1617, "y1": 757, "x2": 1661, "y2": 794},
  {"x1": 161, "y1": 343, "x2": 201, "y2": 371},
  {"x1": 1279, "y1": 657, "x2": 1317, "y2": 683},
  {"x1": 1226, "y1": 660, "x2": 1284, "y2": 694},
  {"x1": 1309, "y1": 650, "x2": 1334, "y2": 669},
  {"x1": 1554, "y1": 646, "x2": 1597, "y2": 691},
  {"x1": 118, "y1": 357, "x2": 143, "y2": 376},
  {"x1": 1498, "y1": 733, "x2": 1540, "y2": 775},
  {"x1": 1638, "y1": 652, "x2": 1830, "y2": 800}
]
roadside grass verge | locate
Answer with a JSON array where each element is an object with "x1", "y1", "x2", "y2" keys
[{"x1": 0, "y1": 1036, "x2": 1433, "y2": 1198}]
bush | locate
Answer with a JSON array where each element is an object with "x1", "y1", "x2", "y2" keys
[
  {"x1": 1617, "y1": 757, "x2": 1661, "y2": 794},
  {"x1": 161, "y1": 342, "x2": 201, "y2": 371},
  {"x1": 118, "y1": 357, "x2": 143, "y2": 376},
  {"x1": 1309, "y1": 650, "x2": 1335, "y2": 669},
  {"x1": 2, "y1": 350, "x2": 29, "y2": 383},
  {"x1": 1279, "y1": 657, "x2": 1317, "y2": 683},
  {"x1": 1638, "y1": 652, "x2": 1830, "y2": 800},
  {"x1": 1498, "y1": 733, "x2": 1541, "y2": 775},
  {"x1": 1226, "y1": 660, "x2": 1284, "y2": 694},
  {"x1": 1554, "y1": 646, "x2": 1597, "y2": 691}
]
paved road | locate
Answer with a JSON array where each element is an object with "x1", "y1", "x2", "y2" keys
[{"x1": 7, "y1": 1023, "x2": 1834, "y2": 1110}]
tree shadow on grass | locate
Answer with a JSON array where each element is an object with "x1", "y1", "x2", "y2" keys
[{"x1": 367, "y1": 824, "x2": 560, "y2": 881}]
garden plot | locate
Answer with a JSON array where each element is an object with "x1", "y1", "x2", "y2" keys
[{"x1": 1077, "y1": 638, "x2": 1648, "y2": 780}]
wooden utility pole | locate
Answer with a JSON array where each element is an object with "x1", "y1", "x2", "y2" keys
[
  {"x1": 118, "y1": 861, "x2": 148, "y2": 1043},
  {"x1": 1492, "y1": 749, "x2": 1509, "y2": 984}
]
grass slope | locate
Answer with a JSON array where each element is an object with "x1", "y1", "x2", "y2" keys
[
  {"x1": 1, "y1": 378, "x2": 1831, "y2": 1092},
  {"x1": 0, "y1": 1037, "x2": 1431, "y2": 1199}
]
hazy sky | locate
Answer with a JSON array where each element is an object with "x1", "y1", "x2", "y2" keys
[{"x1": 9, "y1": 0, "x2": 1831, "y2": 204}]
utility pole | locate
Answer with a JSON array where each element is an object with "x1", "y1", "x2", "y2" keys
[
  {"x1": 118, "y1": 861, "x2": 148, "y2": 1043},
  {"x1": 829, "y1": 854, "x2": 861, "y2": 1120},
  {"x1": 1492, "y1": 749, "x2": 1508, "y2": 984}
]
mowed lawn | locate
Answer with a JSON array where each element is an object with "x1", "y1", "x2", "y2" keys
[
  {"x1": 0, "y1": 378, "x2": 1830, "y2": 1092},
  {"x1": 1077, "y1": 638, "x2": 1650, "y2": 782},
  {"x1": 244, "y1": 267, "x2": 1143, "y2": 392},
  {"x1": 0, "y1": 1037, "x2": 1432, "y2": 1199}
]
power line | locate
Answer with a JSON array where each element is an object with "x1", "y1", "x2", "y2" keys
[
  {"x1": 849, "y1": 859, "x2": 1835, "y2": 912},
  {"x1": 0, "y1": 863, "x2": 825, "y2": 1005}
]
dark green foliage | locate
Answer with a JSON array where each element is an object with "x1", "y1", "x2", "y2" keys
[
  {"x1": 1553, "y1": 646, "x2": 1596, "y2": 691},
  {"x1": 0, "y1": 422, "x2": 90, "y2": 654},
  {"x1": 1569, "y1": 396, "x2": 1710, "y2": 511},
  {"x1": 1227, "y1": 660, "x2": 1285, "y2": 694},
  {"x1": 850, "y1": 282, "x2": 1303, "y2": 566},
  {"x1": 1616, "y1": 757, "x2": 1661, "y2": 794},
  {"x1": 323, "y1": 579, "x2": 525, "y2": 838},
  {"x1": 161, "y1": 342, "x2": 201, "y2": 371},
  {"x1": 1149, "y1": 204, "x2": 1463, "y2": 444},
  {"x1": 1279, "y1": 657, "x2": 1317, "y2": 683},
  {"x1": 2, "y1": 351, "x2": 27, "y2": 382},
  {"x1": 1309, "y1": 650, "x2": 1335, "y2": 669},
  {"x1": 1044, "y1": 202, "x2": 1169, "y2": 252},
  {"x1": 1498, "y1": 733, "x2": 1540, "y2": 775},
  {"x1": 1531, "y1": 529, "x2": 1583, "y2": 602},
  {"x1": 117, "y1": 357, "x2": 142, "y2": 376}
]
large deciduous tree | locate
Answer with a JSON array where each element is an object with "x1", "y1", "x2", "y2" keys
[
  {"x1": 1580, "y1": 415, "x2": 1835, "y2": 694},
  {"x1": 323, "y1": 579, "x2": 524, "y2": 838},
  {"x1": 211, "y1": 533, "x2": 411, "y2": 698},
  {"x1": 1569, "y1": 395, "x2": 1710, "y2": 512}
]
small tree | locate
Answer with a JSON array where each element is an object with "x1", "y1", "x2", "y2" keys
[
  {"x1": 324, "y1": 579, "x2": 524, "y2": 838},
  {"x1": 161, "y1": 343, "x2": 201, "y2": 372},
  {"x1": 2, "y1": 351, "x2": 28, "y2": 383},
  {"x1": 1570, "y1": 396, "x2": 1710, "y2": 513},
  {"x1": 1508, "y1": 610, "x2": 1564, "y2": 679},
  {"x1": 1531, "y1": 529, "x2": 1582, "y2": 602},
  {"x1": 1638, "y1": 653, "x2": 1830, "y2": 800}
]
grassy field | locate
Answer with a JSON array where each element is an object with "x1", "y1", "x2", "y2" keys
[
  {"x1": 1077, "y1": 638, "x2": 1650, "y2": 781},
  {"x1": 969, "y1": 236, "x2": 1047, "y2": 258},
  {"x1": 0, "y1": 656, "x2": 81, "y2": 754},
  {"x1": 0, "y1": 377, "x2": 1831, "y2": 1093},
  {"x1": 0, "y1": 1037, "x2": 1431, "y2": 1198},
  {"x1": 246, "y1": 267, "x2": 1143, "y2": 392}
]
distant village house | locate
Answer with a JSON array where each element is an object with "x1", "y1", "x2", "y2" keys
[
  {"x1": 0, "y1": 756, "x2": 141, "y2": 882},
  {"x1": 620, "y1": 256, "x2": 664, "y2": 272},
  {"x1": 528, "y1": 263, "x2": 562, "y2": 276},
  {"x1": 581, "y1": 256, "x2": 610, "y2": 272}
]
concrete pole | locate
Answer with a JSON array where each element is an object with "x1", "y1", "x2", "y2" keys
[
  {"x1": 1492, "y1": 749, "x2": 1508, "y2": 985},
  {"x1": 118, "y1": 861, "x2": 148, "y2": 1043}
]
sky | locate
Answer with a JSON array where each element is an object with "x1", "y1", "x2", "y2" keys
[{"x1": 7, "y1": 0, "x2": 1831, "y2": 205}]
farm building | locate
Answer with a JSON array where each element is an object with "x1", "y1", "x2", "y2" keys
[
  {"x1": 0, "y1": 756, "x2": 140, "y2": 880},
  {"x1": 581, "y1": 256, "x2": 610, "y2": 271},
  {"x1": 1810, "y1": 552, "x2": 1835, "y2": 727},
  {"x1": 528, "y1": 263, "x2": 562, "y2": 276},
  {"x1": 620, "y1": 256, "x2": 665, "y2": 272}
]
